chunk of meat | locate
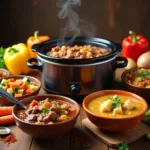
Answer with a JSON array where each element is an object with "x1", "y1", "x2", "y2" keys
[
  {"x1": 32, "y1": 107, "x2": 41, "y2": 114},
  {"x1": 43, "y1": 111, "x2": 57, "y2": 123},
  {"x1": 50, "y1": 104, "x2": 61, "y2": 113},
  {"x1": 100, "y1": 100, "x2": 113, "y2": 112},
  {"x1": 122, "y1": 99, "x2": 136, "y2": 110},
  {"x1": 26, "y1": 114, "x2": 37, "y2": 122},
  {"x1": 25, "y1": 108, "x2": 32, "y2": 115}
]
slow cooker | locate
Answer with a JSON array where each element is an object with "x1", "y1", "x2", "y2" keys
[{"x1": 27, "y1": 37, "x2": 127, "y2": 98}]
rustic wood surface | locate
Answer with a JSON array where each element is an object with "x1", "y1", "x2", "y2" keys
[{"x1": 0, "y1": 69, "x2": 150, "y2": 150}]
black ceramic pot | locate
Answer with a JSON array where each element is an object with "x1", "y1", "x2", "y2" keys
[{"x1": 27, "y1": 37, "x2": 127, "y2": 98}]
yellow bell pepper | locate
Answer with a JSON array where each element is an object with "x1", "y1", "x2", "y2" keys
[{"x1": 4, "y1": 43, "x2": 31, "y2": 75}]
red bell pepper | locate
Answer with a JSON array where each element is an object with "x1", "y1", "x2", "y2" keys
[{"x1": 122, "y1": 31, "x2": 149, "y2": 61}]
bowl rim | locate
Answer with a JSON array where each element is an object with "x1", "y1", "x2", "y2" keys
[
  {"x1": 82, "y1": 90, "x2": 148, "y2": 120},
  {"x1": 0, "y1": 69, "x2": 10, "y2": 76},
  {"x1": 12, "y1": 94, "x2": 80, "y2": 126},
  {"x1": 0, "y1": 75, "x2": 41, "y2": 98},
  {"x1": 121, "y1": 67, "x2": 150, "y2": 90}
]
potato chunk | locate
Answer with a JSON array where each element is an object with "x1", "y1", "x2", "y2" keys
[
  {"x1": 100, "y1": 100, "x2": 113, "y2": 112},
  {"x1": 123, "y1": 99, "x2": 136, "y2": 110},
  {"x1": 113, "y1": 105, "x2": 123, "y2": 116}
]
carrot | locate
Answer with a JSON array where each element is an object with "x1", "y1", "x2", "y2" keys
[
  {"x1": 6, "y1": 84, "x2": 10, "y2": 89},
  {"x1": 21, "y1": 83, "x2": 28, "y2": 90},
  {"x1": 14, "y1": 93, "x2": 22, "y2": 98},
  {"x1": 0, "y1": 106, "x2": 13, "y2": 117},
  {"x1": 0, "y1": 115, "x2": 15, "y2": 125},
  {"x1": 9, "y1": 82, "x2": 20, "y2": 89},
  {"x1": 30, "y1": 100, "x2": 38, "y2": 107},
  {"x1": 25, "y1": 88, "x2": 33, "y2": 94},
  {"x1": 43, "y1": 102, "x2": 51, "y2": 108},
  {"x1": 8, "y1": 78, "x2": 15, "y2": 82}
]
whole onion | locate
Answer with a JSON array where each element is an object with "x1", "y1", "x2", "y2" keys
[{"x1": 137, "y1": 52, "x2": 150, "y2": 68}]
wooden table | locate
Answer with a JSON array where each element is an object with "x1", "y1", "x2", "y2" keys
[{"x1": 0, "y1": 70, "x2": 150, "y2": 150}]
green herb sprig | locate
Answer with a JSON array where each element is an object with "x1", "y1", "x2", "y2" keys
[
  {"x1": 42, "y1": 107, "x2": 49, "y2": 114},
  {"x1": 139, "y1": 71, "x2": 150, "y2": 78},
  {"x1": 117, "y1": 143, "x2": 129, "y2": 150},
  {"x1": 109, "y1": 95, "x2": 121, "y2": 109}
]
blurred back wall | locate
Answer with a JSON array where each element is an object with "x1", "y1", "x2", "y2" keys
[{"x1": 0, "y1": 0, "x2": 150, "y2": 47}]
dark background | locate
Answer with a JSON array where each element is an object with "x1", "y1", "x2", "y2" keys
[{"x1": 0, "y1": 0, "x2": 150, "y2": 47}]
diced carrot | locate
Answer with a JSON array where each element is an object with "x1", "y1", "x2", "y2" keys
[
  {"x1": 10, "y1": 82, "x2": 20, "y2": 89},
  {"x1": 20, "y1": 83, "x2": 23, "y2": 86},
  {"x1": 43, "y1": 102, "x2": 51, "y2": 108},
  {"x1": 30, "y1": 100, "x2": 38, "y2": 107},
  {"x1": 0, "y1": 115, "x2": 15, "y2": 125},
  {"x1": 25, "y1": 88, "x2": 33, "y2": 94},
  {"x1": 0, "y1": 106, "x2": 13, "y2": 117},
  {"x1": 14, "y1": 93, "x2": 22, "y2": 98},
  {"x1": 6, "y1": 84, "x2": 10, "y2": 89},
  {"x1": 21, "y1": 83, "x2": 28, "y2": 90},
  {"x1": 8, "y1": 78, "x2": 15, "y2": 82}
]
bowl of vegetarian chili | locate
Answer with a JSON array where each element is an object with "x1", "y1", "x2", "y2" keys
[
  {"x1": 0, "y1": 75, "x2": 41, "y2": 106},
  {"x1": 122, "y1": 67, "x2": 150, "y2": 101},
  {"x1": 12, "y1": 94, "x2": 80, "y2": 139}
]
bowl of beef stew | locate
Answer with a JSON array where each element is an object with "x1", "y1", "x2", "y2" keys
[{"x1": 12, "y1": 94, "x2": 80, "y2": 139}]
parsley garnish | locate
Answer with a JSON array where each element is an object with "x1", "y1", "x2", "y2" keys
[
  {"x1": 139, "y1": 71, "x2": 150, "y2": 78},
  {"x1": 143, "y1": 109, "x2": 150, "y2": 126},
  {"x1": 42, "y1": 107, "x2": 49, "y2": 114},
  {"x1": 113, "y1": 103, "x2": 120, "y2": 108},
  {"x1": 117, "y1": 143, "x2": 129, "y2": 150},
  {"x1": 109, "y1": 95, "x2": 121, "y2": 108}
]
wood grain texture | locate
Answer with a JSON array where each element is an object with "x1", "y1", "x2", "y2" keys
[
  {"x1": 0, "y1": 126, "x2": 32, "y2": 150},
  {"x1": 0, "y1": 70, "x2": 150, "y2": 150},
  {"x1": 82, "y1": 118, "x2": 150, "y2": 148}
]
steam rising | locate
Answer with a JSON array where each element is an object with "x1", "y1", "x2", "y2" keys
[{"x1": 57, "y1": 0, "x2": 96, "y2": 45}]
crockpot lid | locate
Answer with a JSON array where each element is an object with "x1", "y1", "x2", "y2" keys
[{"x1": 32, "y1": 36, "x2": 121, "y2": 64}]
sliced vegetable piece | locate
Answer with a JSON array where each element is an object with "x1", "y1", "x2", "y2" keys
[
  {"x1": 8, "y1": 78, "x2": 15, "y2": 82},
  {"x1": 18, "y1": 89, "x2": 24, "y2": 94},
  {"x1": 0, "y1": 114, "x2": 15, "y2": 125},
  {"x1": 10, "y1": 82, "x2": 20, "y2": 89},
  {"x1": 25, "y1": 88, "x2": 33, "y2": 94},
  {"x1": 22, "y1": 77, "x2": 30, "y2": 84},
  {"x1": 21, "y1": 83, "x2": 28, "y2": 90},
  {"x1": 0, "y1": 106, "x2": 13, "y2": 117},
  {"x1": 30, "y1": 100, "x2": 38, "y2": 107},
  {"x1": 6, "y1": 84, "x2": 10, "y2": 89},
  {"x1": 43, "y1": 102, "x2": 51, "y2": 109},
  {"x1": 7, "y1": 88, "x2": 13, "y2": 94},
  {"x1": 14, "y1": 93, "x2": 22, "y2": 98},
  {"x1": 1, "y1": 79, "x2": 9, "y2": 85},
  {"x1": 29, "y1": 85, "x2": 38, "y2": 91},
  {"x1": 14, "y1": 88, "x2": 19, "y2": 93}
]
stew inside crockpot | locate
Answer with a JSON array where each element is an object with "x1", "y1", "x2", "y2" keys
[
  {"x1": 47, "y1": 45, "x2": 110, "y2": 59},
  {"x1": 17, "y1": 98, "x2": 76, "y2": 124}
]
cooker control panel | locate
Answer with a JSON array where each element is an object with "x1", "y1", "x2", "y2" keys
[{"x1": 70, "y1": 82, "x2": 81, "y2": 95}]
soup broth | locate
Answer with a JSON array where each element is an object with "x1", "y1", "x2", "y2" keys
[{"x1": 88, "y1": 94, "x2": 143, "y2": 118}]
